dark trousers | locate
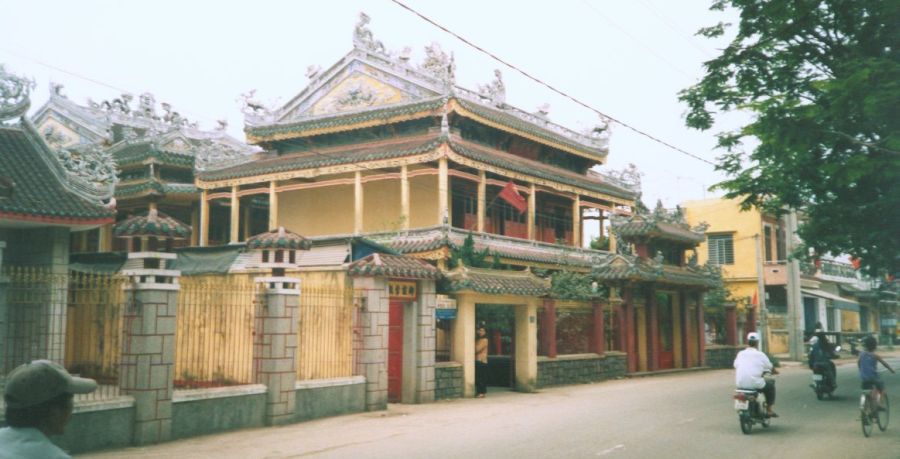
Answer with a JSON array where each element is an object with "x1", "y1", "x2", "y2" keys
[
  {"x1": 762, "y1": 379, "x2": 776, "y2": 406},
  {"x1": 475, "y1": 361, "x2": 488, "y2": 395}
]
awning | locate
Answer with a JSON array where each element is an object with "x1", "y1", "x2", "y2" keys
[{"x1": 802, "y1": 288, "x2": 860, "y2": 312}]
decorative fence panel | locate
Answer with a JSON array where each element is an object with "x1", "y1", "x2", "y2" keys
[
  {"x1": 2, "y1": 266, "x2": 68, "y2": 375},
  {"x1": 297, "y1": 283, "x2": 359, "y2": 381},
  {"x1": 175, "y1": 275, "x2": 257, "y2": 389}
]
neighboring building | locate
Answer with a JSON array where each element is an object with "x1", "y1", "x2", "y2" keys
[
  {"x1": 683, "y1": 197, "x2": 886, "y2": 353},
  {"x1": 0, "y1": 65, "x2": 116, "y2": 372},
  {"x1": 193, "y1": 14, "x2": 715, "y2": 397},
  {"x1": 31, "y1": 84, "x2": 256, "y2": 251}
]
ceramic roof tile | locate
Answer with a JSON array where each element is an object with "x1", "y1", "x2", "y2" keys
[
  {"x1": 348, "y1": 253, "x2": 440, "y2": 279},
  {"x1": 114, "y1": 209, "x2": 191, "y2": 239},
  {"x1": 0, "y1": 126, "x2": 115, "y2": 222},
  {"x1": 246, "y1": 227, "x2": 312, "y2": 250},
  {"x1": 442, "y1": 265, "x2": 550, "y2": 296}
]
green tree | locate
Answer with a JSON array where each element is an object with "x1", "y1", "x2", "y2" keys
[
  {"x1": 681, "y1": 1, "x2": 900, "y2": 276},
  {"x1": 703, "y1": 265, "x2": 735, "y2": 345},
  {"x1": 448, "y1": 233, "x2": 502, "y2": 269}
]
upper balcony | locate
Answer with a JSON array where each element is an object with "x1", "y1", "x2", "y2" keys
[{"x1": 763, "y1": 261, "x2": 788, "y2": 286}]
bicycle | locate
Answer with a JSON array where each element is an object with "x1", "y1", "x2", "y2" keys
[{"x1": 860, "y1": 385, "x2": 889, "y2": 437}]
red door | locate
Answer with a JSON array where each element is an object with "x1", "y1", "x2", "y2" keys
[
  {"x1": 658, "y1": 300, "x2": 674, "y2": 369},
  {"x1": 388, "y1": 301, "x2": 404, "y2": 402}
]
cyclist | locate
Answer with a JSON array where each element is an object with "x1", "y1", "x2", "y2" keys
[{"x1": 858, "y1": 335, "x2": 895, "y2": 409}]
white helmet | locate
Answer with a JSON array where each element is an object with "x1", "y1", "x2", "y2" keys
[
  {"x1": 809, "y1": 336, "x2": 819, "y2": 345},
  {"x1": 747, "y1": 332, "x2": 761, "y2": 342}
]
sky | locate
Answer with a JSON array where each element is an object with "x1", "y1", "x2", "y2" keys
[{"x1": 0, "y1": 0, "x2": 743, "y2": 212}]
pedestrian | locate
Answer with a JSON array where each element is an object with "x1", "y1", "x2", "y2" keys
[
  {"x1": 0, "y1": 360, "x2": 98, "y2": 459},
  {"x1": 475, "y1": 324, "x2": 489, "y2": 398}
]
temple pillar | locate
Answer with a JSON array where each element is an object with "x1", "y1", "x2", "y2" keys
[
  {"x1": 648, "y1": 288, "x2": 659, "y2": 371},
  {"x1": 572, "y1": 195, "x2": 581, "y2": 247},
  {"x1": 593, "y1": 301, "x2": 605, "y2": 354},
  {"x1": 477, "y1": 170, "x2": 486, "y2": 232},
  {"x1": 515, "y1": 300, "x2": 538, "y2": 392},
  {"x1": 253, "y1": 281, "x2": 300, "y2": 425},
  {"x1": 354, "y1": 171, "x2": 363, "y2": 234},
  {"x1": 190, "y1": 207, "x2": 199, "y2": 246},
  {"x1": 268, "y1": 181, "x2": 278, "y2": 231},
  {"x1": 438, "y1": 157, "x2": 448, "y2": 225},
  {"x1": 400, "y1": 165, "x2": 410, "y2": 230},
  {"x1": 451, "y1": 294, "x2": 475, "y2": 397},
  {"x1": 698, "y1": 293, "x2": 706, "y2": 366},
  {"x1": 199, "y1": 190, "x2": 209, "y2": 247},
  {"x1": 242, "y1": 206, "x2": 252, "y2": 241},
  {"x1": 98, "y1": 224, "x2": 113, "y2": 252},
  {"x1": 541, "y1": 298, "x2": 557, "y2": 358},
  {"x1": 230, "y1": 186, "x2": 240, "y2": 243},
  {"x1": 725, "y1": 302, "x2": 737, "y2": 346},
  {"x1": 607, "y1": 211, "x2": 617, "y2": 253},
  {"x1": 527, "y1": 183, "x2": 536, "y2": 240},
  {"x1": 623, "y1": 288, "x2": 637, "y2": 373}
]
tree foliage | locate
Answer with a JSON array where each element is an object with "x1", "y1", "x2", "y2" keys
[
  {"x1": 448, "y1": 233, "x2": 502, "y2": 269},
  {"x1": 681, "y1": 1, "x2": 900, "y2": 276}
]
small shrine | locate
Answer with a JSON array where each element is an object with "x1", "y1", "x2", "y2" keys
[
  {"x1": 114, "y1": 208, "x2": 190, "y2": 289},
  {"x1": 245, "y1": 226, "x2": 312, "y2": 292}
]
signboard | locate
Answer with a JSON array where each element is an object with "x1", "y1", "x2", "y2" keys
[
  {"x1": 388, "y1": 281, "x2": 417, "y2": 299},
  {"x1": 435, "y1": 294, "x2": 457, "y2": 320}
]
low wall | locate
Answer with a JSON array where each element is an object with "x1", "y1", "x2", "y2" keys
[
  {"x1": 435, "y1": 362, "x2": 463, "y2": 400},
  {"x1": 172, "y1": 385, "x2": 267, "y2": 440},
  {"x1": 536, "y1": 352, "x2": 627, "y2": 388},
  {"x1": 705, "y1": 344, "x2": 741, "y2": 368},
  {"x1": 295, "y1": 376, "x2": 366, "y2": 421}
]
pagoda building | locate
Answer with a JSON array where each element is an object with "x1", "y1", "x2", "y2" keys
[{"x1": 32, "y1": 85, "x2": 255, "y2": 251}]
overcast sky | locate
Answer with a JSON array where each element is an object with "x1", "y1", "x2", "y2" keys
[{"x1": 0, "y1": 0, "x2": 742, "y2": 211}]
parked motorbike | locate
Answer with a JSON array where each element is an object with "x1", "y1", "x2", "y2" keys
[
  {"x1": 809, "y1": 345, "x2": 842, "y2": 400},
  {"x1": 734, "y1": 371, "x2": 774, "y2": 434}
]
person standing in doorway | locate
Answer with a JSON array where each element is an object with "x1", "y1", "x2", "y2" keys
[
  {"x1": 0, "y1": 360, "x2": 98, "y2": 458},
  {"x1": 475, "y1": 324, "x2": 489, "y2": 398}
]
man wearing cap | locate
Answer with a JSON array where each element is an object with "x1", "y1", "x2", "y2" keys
[
  {"x1": 1, "y1": 360, "x2": 98, "y2": 458},
  {"x1": 734, "y1": 332, "x2": 779, "y2": 417}
]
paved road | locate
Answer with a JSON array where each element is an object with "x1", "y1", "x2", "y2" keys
[{"x1": 80, "y1": 355, "x2": 900, "y2": 459}]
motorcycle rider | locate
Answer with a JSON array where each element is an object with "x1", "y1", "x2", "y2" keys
[
  {"x1": 734, "y1": 332, "x2": 779, "y2": 417},
  {"x1": 808, "y1": 332, "x2": 838, "y2": 389}
]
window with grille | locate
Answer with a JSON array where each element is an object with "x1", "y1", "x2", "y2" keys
[{"x1": 707, "y1": 234, "x2": 735, "y2": 265}]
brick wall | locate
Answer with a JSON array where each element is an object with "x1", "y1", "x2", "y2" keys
[
  {"x1": 705, "y1": 345, "x2": 741, "y2": 368},
  {"x1": 536, "y1": 352, "x2": 627, "y2": 388},
  {"x1": 434, "y1": 362, "x2": 463, "y2": 400}
]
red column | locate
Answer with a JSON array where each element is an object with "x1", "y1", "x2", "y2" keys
[
  {"x1": 725, "y1": 304, "x2": 737, "y2": 346},
  {"x1": 593, "y1": 301, "x2": 605, "y2": 355},
  {"x1": 680, "y1": 295, "x2": 689, "y2": 368},
  {"x1": 648, "y1": 288, "x2": 659, "y2": 372},
  {"x1": 624, "y1": 289, "x2": 637, "y2": 373},
  {"x1": 698, "y1": 294, "x2": 706, "y2": 366},
  {"x1": 541, "y1": 298, "x2": 557, "y2": 358},
  {"x1": 746, "y1": 306, "x2": 757, "y2": 334}
]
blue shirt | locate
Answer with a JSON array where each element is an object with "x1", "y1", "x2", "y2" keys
[
  {"x1": 859, "y1": 351, "x2": 878, "y2": 381},
  {"x1": 0, "y1": 427, "x2": 71, "y2": 459}
]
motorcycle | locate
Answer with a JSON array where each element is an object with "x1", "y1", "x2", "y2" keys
[
  {"x1": 734, "y1": 371, "x2": 774, "y2": 434},
  {"x1": 810, "y1": 345, "x2": 841, "y2": 400}
]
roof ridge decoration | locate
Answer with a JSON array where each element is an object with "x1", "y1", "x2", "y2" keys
[
  {"x1": 611, "y1": 198, "x2": 707, "y2": 245},
  {"x1": 114, "y1": 208, "x2": 192, "y2": 240},
  {"x1": 0, "y1": 64, "x2": 35, "y2": 122}
]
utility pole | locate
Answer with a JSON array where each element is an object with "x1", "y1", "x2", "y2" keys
[
  {"x1": 754, "y1": 234, "x2": 768, "y2": 354},
  {"x1": 784, "y1": 210, "x2": 805, "y2": 360}
]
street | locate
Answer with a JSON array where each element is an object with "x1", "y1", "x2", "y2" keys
[{"x1": 79, "y1": 355, "x2": 900, "y2": 459}]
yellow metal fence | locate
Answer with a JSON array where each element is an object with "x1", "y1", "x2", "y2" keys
[{"x1": 297, "y1": 284, "x2": 360, "y2": 381}]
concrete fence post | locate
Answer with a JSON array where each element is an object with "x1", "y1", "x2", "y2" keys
[
  {"x1": 119, "y1": 252, "x2": 180, "y2": 445},
  {"x1": 252, "y1": 276, "x2": 300, "y2": 425}
]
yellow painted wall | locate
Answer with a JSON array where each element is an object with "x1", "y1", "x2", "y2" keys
[
  {"x1": 409, "y1": 174, "x2": 440, "y2": 228},
  {"x1": 279, "y1": 184, "x2": 355, "y2": 236},
  {"x1": 363, "y1": 179, "x2": 403, "y2": 232}
]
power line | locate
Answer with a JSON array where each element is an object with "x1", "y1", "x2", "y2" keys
[{"x1": 389, "y1": 0, "x2": 717, "y2": 167}]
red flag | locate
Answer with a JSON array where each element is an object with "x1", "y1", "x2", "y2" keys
[
  {"x1": 498, "y1": 181, "x2": 527, "y2": 213},
  {"x1": 851, "y1": 257, "x2": 862, "y2": 270},
  {"x1": 751, "y1": 292, "x2": 758, "y2": 306}
]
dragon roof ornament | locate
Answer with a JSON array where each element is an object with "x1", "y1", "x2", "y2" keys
[
  {"x1": 0, "y1": 65, "x2": 35, "y2": 122},
  {"x1": 353, "y1": 12, "x2": 387, "y2": 55},
  {"x1": 56, "y1": 143, "x2": 119, "y2": 189},
  {"x1": 477, "y1": 69, "x2": 506, "y2": 107}
]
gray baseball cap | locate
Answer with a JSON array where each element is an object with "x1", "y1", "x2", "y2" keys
[{"x1": 3, "y1": 360, "x2": 97, "y2": 409}]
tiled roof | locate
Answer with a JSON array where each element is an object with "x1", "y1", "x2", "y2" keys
[
  {"x1": 592, "y1": 256, "x2": 716, "y2": 288},
  {"x1": 369, "y1": 226, "x2": 607, "y2": 268},
  {"x1": 114, "y1": 209, "x2": 191, "y2": 239},
  {"x1": 199, "y1": 135, "x2": 443, "y2": 182},
  {"x1": 448, "y1": 139, "x2": 635, "y2": 200},
  {"x1": 116, "y1": 180, "x2": 197, "y2": 199},
  {"x1": 614, "y1": 219, "x2": 704, "y2": 245},
  {"x1": 113, "y1": 141, "x2": 195, "y2": 168},
  {"x1": 246, "y1": 97, "x2": 447, "y2": 140},
  {"x1": 246, "y1": 226, "x2": 312, "y2": 250},
  {"x1": 442, "y1": 265, "x2": 550, "y2": 296},
  {"x1": 348, "y1": 253, "x2": 440, "y2": 279},
  {"x1": 454, "y1": 98, "x2": 606, "y2": 160},
  {"x1": 0, "y1": 125, "x2": 115, "y2": 222}
]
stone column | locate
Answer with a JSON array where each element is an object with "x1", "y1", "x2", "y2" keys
[
  {"x1": 355, "y1": 277, "x2": 389, "y2": 410},
  {"x1": 725, "y1": 302, "x2": 737, "y2": 346},
  {"x1": 253, "y1": 277, "x2": 300, "y2": 425},
  {"x1": 593, "y1": 301, "x2": 605, "y2": 355},
  {"x1": 648, "y1": 288, "x2": 659, "y2": 372},
  {"x1": 415, "y1": 280, "x2": 437, "y2": 403},
  {"x1": 515, "y1": 300, "x2": 538, "y2": 392},
  {"x1": 400, "y1": 165, "x2": 410, "y2": 231},
  {"x1": 541, "y1": 299, "x2": 557, "y2": 358},
  {"x1": 477, "y1": 170, "x2": 486, "y2": 232},
  {"x1": 230, "y1": 186, "x2": 240, "y2": 244},
  {"x1": 119, "y1": 255, "x2": 180, "y2": 445},
  {"x1": 268, "y1": 181, "x2": 279, "y2": 231},
  {"x1": 451, "y1": 294, "x2": 475, "y2": 398}
]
